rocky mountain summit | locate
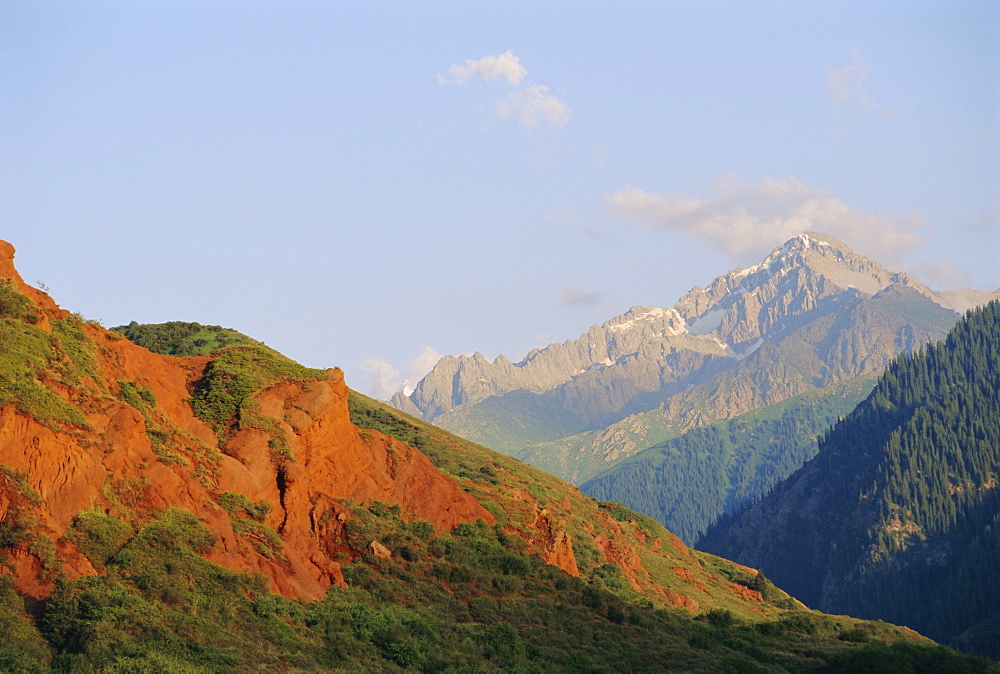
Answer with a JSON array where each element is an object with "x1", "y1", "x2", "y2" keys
[{"x1": 394, "y1": 233, "x2": 990, "y2": 482}]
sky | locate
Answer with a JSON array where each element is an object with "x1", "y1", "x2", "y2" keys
[{"x1": 2, "y1": 1, "x2": 998, "y2": 399}]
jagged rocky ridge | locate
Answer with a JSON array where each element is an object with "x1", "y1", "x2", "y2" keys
[{"x1": 394, "y1": 233, "x2": 985, "y2": 483}]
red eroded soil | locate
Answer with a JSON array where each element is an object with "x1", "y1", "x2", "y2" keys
[{"x1": 0, "y1": 241, "x2": 490, "y2": 601}]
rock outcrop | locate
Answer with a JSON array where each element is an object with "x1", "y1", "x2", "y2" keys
[{"x1": 0, "y1": 241, "x2": 489, "y2": 601}]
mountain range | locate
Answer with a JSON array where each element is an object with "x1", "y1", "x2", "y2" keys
[
  {"x1": 4, "y1": 238, "x2": 985, "y2": 670},
  {"x1": 394, "y1": 234, "x2": 985, "y2": 483},
  {"x1": 393, "y1": 233, "x2": 995, "y2": 543}
]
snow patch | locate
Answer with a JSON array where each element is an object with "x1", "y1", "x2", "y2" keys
[
  {"x1": 608, "y1": 306, "x2": 688, "y2": 335},
  {"x1": 732, "y1": 338, "x2": 764, "y2": 361},
  {"x1": 687, "y1": 305, "x2": 726, "y2": 336}
]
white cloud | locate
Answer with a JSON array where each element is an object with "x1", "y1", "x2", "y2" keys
[
  {"x1": 360, "y1": 357, "x2": 402, "y2": 401},
  {"x1": 829, "y1": 47, "x2": 899, "y2": 118},
  {"x1": 446, "y1": 50, "x2": 527, "y2": 85},
  {"x1": 557, "y1": 285, "x2": 602, "y2": 307},
  {"x1": 407, "y1": 346, "x2": 443, "y2": 384},
  {"x1": 442, "y1": 51, "x2": 570, "y2": 131},
  {"x1": 496, "y1": 84, "x2": 570, "y2": 129},
  {"x1": 604, "y1": 174, "x2": 924, "y2": 267},
  {"x1": 828, "y1": 47, "x2": 875, "y2": 109},
  {"x1": 360, "y1": 346, "x2": 444, "y2": 400}
]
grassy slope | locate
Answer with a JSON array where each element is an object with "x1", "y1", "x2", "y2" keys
[{"x1": 432, "y1": 389, "x2": 591, "y2": 456}]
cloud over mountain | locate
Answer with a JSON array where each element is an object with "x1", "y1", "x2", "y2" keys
[
  {"x1": 604, "y1": 174, "x2": 924, "y2": 267},
  {"x1": 362, "y1": 346, "x2": 444, "y2": 399}
]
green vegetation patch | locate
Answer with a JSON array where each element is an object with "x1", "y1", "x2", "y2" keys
[
  {"x1": 0, "y1": 319, "x2": 88, "y2": 430},
  {"x1": 111, "y1": 320, "x2": 265, "y2": 357},
  {"x1": 66, "y1": 511, "x2": 132, "y2": 568},
  {"x1": 348, "y1": 391, "x2": 427, "y2": 449},
  {"x1": 189, "y1": 345, "x2": 326, "y2": 450},
  {"x1": 583, "y1": 375, "x2": 877, "y2": 544},
  {"x1": 217, "y1": 493, "x2": 282, "y2": 559},
  {"x1": 0, "y1": 466, "x2": 42, "y2": 555},
  {"x1": 217, "y1": 492, "x2": 271, "y2": 521},
  {"x1": 0, "y1": 278, "x2": 39, "y2": 323},
  {"x1": 0, "y1": 466, "x2": 60, "y2": 581},
  {"x1": 50, "y1": 316, "x2": 100, "y2": 386},
  {"x1": 0, "y1": 575, "x2": 52, "y2": 670},
  {"x1": 39, "y1": 509, "x2": 321, "y2": 672},
  {"x1": 0, "y1": 500, "x2": 992, "y2": 672},
  {"x1": 117, "y1": 381, "x2": 156, "y2": 411}
]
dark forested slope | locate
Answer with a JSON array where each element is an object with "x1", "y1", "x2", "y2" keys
[
  {"x1": 582, "y1": 374, "x2": 876, "y2": 544},
  {"x1": 701, "y1": 300, "x2": 1000, "y2": 657}
]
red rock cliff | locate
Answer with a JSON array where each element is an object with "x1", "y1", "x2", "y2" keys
[{"x1": 0, "y1": 241, "x2": 491, "y2": 601}]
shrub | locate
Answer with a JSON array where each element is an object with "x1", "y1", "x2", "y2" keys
[
  {"x1": 217, "y1": 492, "x2": 271, "y2": 522},
  {"x1": 67, "y1": 512, "x2": 132, "y2": 567},
  {"x1": 0, "y1": 279, "x2": 38, "y2": 323},
  {"x1": 705, "y1": 608, "x2": 738, "y2": 628}
]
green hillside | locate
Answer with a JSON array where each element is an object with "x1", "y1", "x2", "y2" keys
[
  {"x1": 111, "y1": 320, "x2": 264, "y2": 356},
  {"x1": 701, "y1": 300, "x2": 1000, "y2": 658},
  {"x1": 433, "y1": 389, "x2": 590, "y2": 456},
  {"x1": 3, "y1": 388, "x2": 980, "y2": 672},
  {"x1": 582, "y1": 374, "x2": 877, "y2": 544}
]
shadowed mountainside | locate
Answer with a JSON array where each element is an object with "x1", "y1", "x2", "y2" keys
[{"x1": 701, "y1": 300, "x2": 1000, "y2": 659}]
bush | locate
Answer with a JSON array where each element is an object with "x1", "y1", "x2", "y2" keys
[
  {"x1": 66, "y1": 512, "x2": 132, "y2": 567},
  {"x1": 217, "y1": 492, "x2": 271, "y2": 521},
  {"x1": 705, "y1": 608, "x2": 738, "y2": 628},
  {"x1": 0, "y1": 279, "x2": 38, "y2": 323}
]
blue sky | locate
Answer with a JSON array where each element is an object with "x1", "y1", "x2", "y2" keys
[{"x1": 3, "y1": 1, "x2": 998, "y2": 398}]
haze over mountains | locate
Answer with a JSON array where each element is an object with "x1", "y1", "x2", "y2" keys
[{"x1": 393, "y1": 233, "x2": 992, "y2": 487}]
